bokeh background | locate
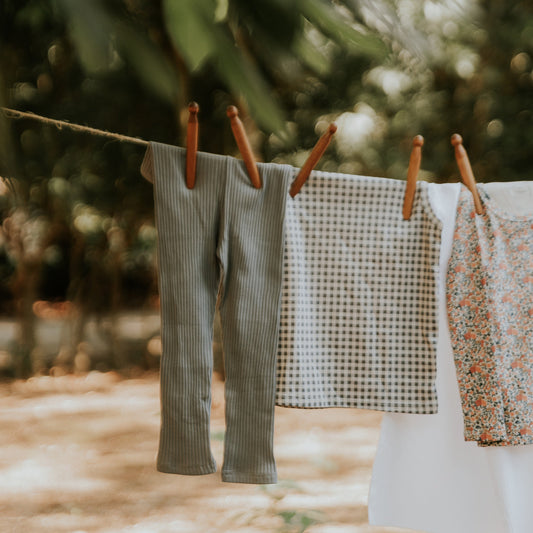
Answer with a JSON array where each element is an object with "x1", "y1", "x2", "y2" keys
[
  {"x1": 0, "y1": 2, "x2": 532, "y2": 532},
  {"x1": 0, "y1": 0, "x2": 532, "y2": 378}
]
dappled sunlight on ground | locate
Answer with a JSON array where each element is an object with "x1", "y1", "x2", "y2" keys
[{"x1": 1, "y1": 373, "x2": 419, "y2": 532}]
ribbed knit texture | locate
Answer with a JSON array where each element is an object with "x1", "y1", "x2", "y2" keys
[{"x1": 146, "y1": 143, "x2": 292, "y2": 484}]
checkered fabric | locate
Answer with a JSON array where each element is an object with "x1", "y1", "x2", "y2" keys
[{"x1": 276, "y1": 171, "x2": 442, "y2": 413}]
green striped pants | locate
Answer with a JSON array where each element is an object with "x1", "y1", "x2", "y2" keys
[{"x1": 145, "y1": 143, "x2": 292, "y2": 484}]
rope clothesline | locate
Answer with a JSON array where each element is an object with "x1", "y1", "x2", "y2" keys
[{"x1": 0, "y1": 107, "x2": 149, "y2": 147}]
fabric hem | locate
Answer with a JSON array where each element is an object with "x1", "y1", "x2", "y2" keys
[
  {"x1": 275, "y1": 400, "x2": 438, "y2": 414},
  {"x1": 222, "y1": 470, "x2": 277, "y2": 485},
  {"x1": 157, "y1": 462, "x2": 217, "y2": 476}
]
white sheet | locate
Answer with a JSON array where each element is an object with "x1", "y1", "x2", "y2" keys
[{"x1": 368, "y1": 181, "x2": 533, "y2": 533}]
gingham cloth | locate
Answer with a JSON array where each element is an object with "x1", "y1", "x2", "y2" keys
[{"x1": 276, "y1": 171, "x2": 442, "y2": 413}]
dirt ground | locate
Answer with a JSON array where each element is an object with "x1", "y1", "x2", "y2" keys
[{"x1": 0, "y1": 372, "x2": 418, "y2": 533}]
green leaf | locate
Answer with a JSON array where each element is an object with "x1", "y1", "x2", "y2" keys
[
  {"x1": 113, "y1": 23, "x2": 179, "y2": 104},
  {"x1": 162, "y1": 0, "x2": 287, "y2": 133},
  {"x1": 297, "y1": 0, "x2": 388, "y2": 59},
  {"x1": 213, "y1": 36, "x2": 287, "y2": 135},
  {"x1": 210, "y1": 430, "x2": 225, "y2": 442},
  {"x1": 278, "y1": 510, "x2": 297, "y2": 524},
  {"x1": 293, "y1": 31, "x2": 330, "y2": 75},
  {"x1": 276, "y1": 509, "x2": 324, "y2": 532},
  {"x1": 162, "y1": 0, "x2": 217, "y2": 71},
  {"x1": 56, "y1": 0, "x2": 113, "y2": 73}
]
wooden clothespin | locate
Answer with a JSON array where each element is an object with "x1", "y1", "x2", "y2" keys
[
  {"x1": 226, "y1": 105, "x2": 261, "y2": 189},
  {"x1": 186, "y1": 102, "x2": 199, "y2": 189},
  {"x1": 290, "y1": 123, "x2": 337, "y2": 197},
  {"x1": 451, "y1": 134, "x2": 483, "y2": 215},
  {"x1": 402, "y1": 135, "x2": 424, "y2": 220}
]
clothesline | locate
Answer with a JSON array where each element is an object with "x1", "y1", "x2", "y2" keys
[
  {"x1": 0, "y1": 107, "x2": 149, "y2": 147},
  {"x1": 0, "y1": 105, "x2": 337, "y2": 195},
  {"x1": 0, "y1": 106, "x2": 483, "y2": 209}
]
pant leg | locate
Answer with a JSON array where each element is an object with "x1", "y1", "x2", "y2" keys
[
  {"x1": 151, "y1": 143, "x2": 224, "y2": 475},
  {"x1": 217, "y1": 158, "x2": 293, "y2": 484}
]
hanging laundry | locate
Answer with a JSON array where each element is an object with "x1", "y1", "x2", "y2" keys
[
  {"x1": 142, "y1": 143, "x2": 293, "y2": 484},
  {"x1": 369, "y1": 181, "x2": 533, "y2": 533},
  {"x1": 368, "y1": 182, "x2": 507, "y2": 533},
  {"x1": 276, "y1": 171, "x2": 442, "y2": 413},
  {"x1": 447, "y1": 183, "x2": 533, "y2": 446}
]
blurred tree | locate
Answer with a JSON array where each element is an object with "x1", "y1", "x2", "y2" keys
[
  {"x1": 53, "y1": 0, "x2": 387, "y2": 135},
  {"x1": 269, "y1": 0, "x2": 533, "y2": 183},
  {"x1": 0, "y1": 0, "x2": 531, "y2": 377},
  {"x1": 0, "y1": 0, "x2": 388, "y2": 376}
]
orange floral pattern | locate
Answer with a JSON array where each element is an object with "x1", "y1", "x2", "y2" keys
[{"x1": 447, "y1": 185, "x2": 533, "y2": 446}]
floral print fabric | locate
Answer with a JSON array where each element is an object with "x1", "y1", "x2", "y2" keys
[{"x1": 447, "y1": 185, "x2": 533, "y2": 446}]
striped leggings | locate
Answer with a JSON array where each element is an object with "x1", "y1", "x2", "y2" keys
[{"x1": 146, "y1": 143, "x2": 292, "y2": 484}]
